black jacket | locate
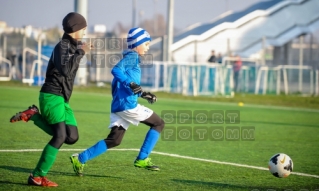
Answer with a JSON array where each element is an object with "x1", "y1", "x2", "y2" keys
[
  {"x1": 40, "y1": 33, "x2": 85, "y2": 102},
  {"x1": 208, "y1": 55, "x2": 216, "y2": 63}
]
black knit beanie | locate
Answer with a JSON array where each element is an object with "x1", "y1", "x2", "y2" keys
[{"x1": 62, "y1": 12, "x2": 87, "y2": 33}]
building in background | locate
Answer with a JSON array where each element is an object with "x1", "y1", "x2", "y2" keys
[{"x1": 150, "y1": 0, "x2": 319, "y2": 67}]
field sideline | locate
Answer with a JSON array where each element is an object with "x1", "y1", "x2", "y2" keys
[
  {"x1": 0, "y1": 85, "x2": 318, "y2": 190},
  {"x1": 1, "y1": 148, "x2": 318, "y2": 179}
]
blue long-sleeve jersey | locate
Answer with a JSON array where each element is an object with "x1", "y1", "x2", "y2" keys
[{"x1": 111, "y1": 50, "x2": 142, "y2": 113}]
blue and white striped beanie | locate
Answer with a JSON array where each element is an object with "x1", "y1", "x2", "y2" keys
[{"x1": 127, "y1": 27, "x2": 151, "y2": 49}]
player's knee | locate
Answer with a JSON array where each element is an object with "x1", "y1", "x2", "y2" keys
[
  {"x1": 112, "y1": 138, "x2": 122, "y2": 147},
  {"x1": 64, "y1": 125, "x2": 79, "y2": 145},
  {"x1": 50, "y1": 133, "x2": 67, "y2": 148},
  {"x1": 105, "y1": 138, "x2": 122, "y2": 149},
  {"x1": 153, "y1": 118, "x2": 165, "y2": 133},
  {"x1": 49, "y1": 122, "x2": 70, "y2": 148},
  {"x1": 104, "y1": 126, "x2": 126, "y2": 149},
  {"x1": 58, "y1": 134, "x2": 67, "y2": 144},
  {"x1": 64, "y1": 134, "x2": 79, "y2": 145}
]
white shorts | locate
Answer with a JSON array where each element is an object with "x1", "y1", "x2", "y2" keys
[{"x1": 108, "y1": 104, "x2": 153, "y2": 130}]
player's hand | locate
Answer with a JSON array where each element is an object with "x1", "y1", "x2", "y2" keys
[
  {"x1": 141, "y1": 92, "x2": 157, "y2": 104},
  {"x1": 129, "y1": 82, "x2": 143, "y2": 94},
  {"x1": 79, "y1": 42, "x2": 92, "y2": 53}
]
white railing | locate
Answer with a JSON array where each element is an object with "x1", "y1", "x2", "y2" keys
[
  {"x1": 141, "y1": 61, "x2": 234, "y2": 97},
  {"x1": 22, "y1": 47, "x2": 50, "y2": 86},
  {"x1": 0, "y1": 57, "x2": 12, "y2": 81},
  {"x1": 141, "y1": 61, "x2": 318, "y2": 97},
  {"x1": 316, "y1": 70, "x2": 319, "y2": 96},
  {"x1": 255, "y1": 65, "x2": 317, "y2": 95}
]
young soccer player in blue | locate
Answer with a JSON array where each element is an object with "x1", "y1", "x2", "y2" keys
[{"x1": 70, "y1": 27, "x2": 165, "y2": 176}]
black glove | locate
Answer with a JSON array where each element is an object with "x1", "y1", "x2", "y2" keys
[
  {"x1": 129, "y1": 82, "x2": 143, "y2": 94},
  {"x1": 141, "y1": 92, "x2": 157, "y2": 104}
]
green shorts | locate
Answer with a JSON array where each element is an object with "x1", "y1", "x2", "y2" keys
[{"x1": 39, "y1": 92, "x2": 77, "y2": 126}]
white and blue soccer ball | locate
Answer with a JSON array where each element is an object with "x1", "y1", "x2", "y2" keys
[{"x1": 268, "y1": 153, "x2": 293, "y2": 178}]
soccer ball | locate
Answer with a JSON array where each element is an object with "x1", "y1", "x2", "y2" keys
[{"x1": 268, "y1": 153, "x2": 293, "y2": 178}]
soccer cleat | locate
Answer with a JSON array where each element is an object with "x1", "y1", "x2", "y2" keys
[
  {"x1": 10, "y1": 105, "x2": 39, "y2": 123},
  {"x1": 70, "y1": 153, "x2": 85, "y2": 176},
  {"x1": 134, "y1": 157, "x2": 160, "y2": 171},
  {"x1": 27, "y1": 174, "x2": 58, "y2": 187}
]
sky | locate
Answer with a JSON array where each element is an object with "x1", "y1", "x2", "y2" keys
[{"x1": 0, "y1": 0, "x2": 263, "y2": 31}]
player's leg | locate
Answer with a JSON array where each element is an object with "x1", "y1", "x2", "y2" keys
[
  {"x1": 64, "y1": 125, "x2": 78, "y2": 144},
  {"x1": 134, "y1": 111, "x2": 164, "y2": 171},
  {"x1": 70, "y1": 113, "x2": 129, "y2": 176},
  {"x1": 104, "y1": 125, "x2": 126, "y2": 148},
  {"x1": 70, "y1": 126, "x2": 126, "y2": 176},
  {"x1": 9, "y1": 91, "x2": 61, "y2": 136},
  {"x1": 234, "y1": 71, "x2": 239, "y2": 92},
  {"x1": 28, "y1": 93, "x2": 67, "y2": 187},
  {"x1": 63, "y1": 102, "x2": 79, "y2": 145},
  {"x1": 32, "y1": 114, "x2": 54, "y2": 136},
  {"x1": 30, "y1": 122, "x2": 66, "y2": 187},
  {"x1": 116, "y1": 104, "x2": 165, "y2": 171},
  {"x1": 9, "y1": 104, "x2": 53, "y2": 136}
]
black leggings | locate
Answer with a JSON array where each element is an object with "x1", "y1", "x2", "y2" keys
[
  {"x1": 48, "y1": 122, "x2": 79, "y2": 149},
  {"x1": 140, "y1": 112, "x2": 165, "y2": 133},
  {"x1": 104, "y1": 112, "x2": 165, "y2": 149}
]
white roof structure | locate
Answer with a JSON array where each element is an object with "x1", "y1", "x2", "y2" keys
[{"x1": 154, "y1": 0, "x2": 319, "y2": 62}]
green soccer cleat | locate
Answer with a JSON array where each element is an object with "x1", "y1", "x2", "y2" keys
[
  {"x1": 134, "y1": 157, "x2": 160, "y2": 171},
  {"x1": 70, "y1": 153, "x2": 85, "y2": 176}
]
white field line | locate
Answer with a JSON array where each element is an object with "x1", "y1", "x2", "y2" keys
[{"x1": 0, "y1": 148, "x2": 318, "y2": 179}]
